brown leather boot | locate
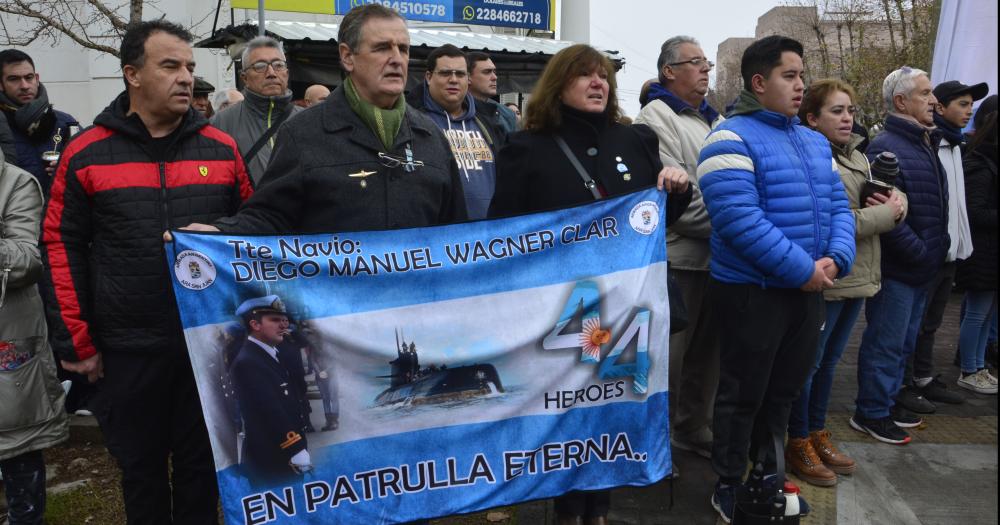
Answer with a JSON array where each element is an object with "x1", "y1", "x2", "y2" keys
[
  {"x1": 786, "y1": 436, "x2": 837, "y2": 487},
  {"x1": 810, "y1": 429, "x2": 856, "y2": 475}
]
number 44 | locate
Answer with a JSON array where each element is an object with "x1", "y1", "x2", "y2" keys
[{"x1": 541, "y1": 280, "x2": 650, "y2": 395}]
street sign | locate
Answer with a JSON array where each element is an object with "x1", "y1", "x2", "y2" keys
[{"x1": 231, "y1": 0, "x2": 556, "y2": 31}]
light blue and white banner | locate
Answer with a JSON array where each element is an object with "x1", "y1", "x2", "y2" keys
[{"x1": 167, "y1": 188, "x2": 672, "y2": 525}]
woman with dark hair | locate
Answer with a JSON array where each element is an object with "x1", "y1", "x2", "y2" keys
[
  {"x1": 489, "y1": 43, "x2": 691, "y2": 525},
  {"x1": 955, "y1": 108, "x2": 998, "y2": 394},
  {"x1": 785, "y1": 79, "x2": 907, "y2": 485}
]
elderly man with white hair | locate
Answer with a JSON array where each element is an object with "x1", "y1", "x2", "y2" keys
[
  {"x1": 213, "y1": 88, "x2": 244, "y2": 113},
  {"x1": 851, "y1": 66, "x2": 951, "y2": 446},
  {"x1": 212, "y1": 36, "x2": 302, "y2": 184}
]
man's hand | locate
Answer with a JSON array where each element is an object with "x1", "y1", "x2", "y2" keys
[
  {"x1": 801, "y1": 260, "x2": 835, "y2": 292},
  {"x1": 819, "y1": 256, "x2": 838, "y2": 281},
  {"x1": 44, "y1": 160, "x2": 58, "y2": 176},
  {"x1": 163, "y1": 223, "x2": 220, "y2": 242},
  {"x1": 61, "y1": 353, "x2": 103, "y2": 383},
  {"x1": 657, "y1": 166, "x2": 689, "y2": 193}
]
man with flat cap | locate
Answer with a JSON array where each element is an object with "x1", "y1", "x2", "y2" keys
[
  {"x1": 898, "y1": 79, "x2": 989, "y2": 411},
  {"x1": 230, "y1": 295, "x2": 313, "y2": 485},
  {"x1": 192, "y1": 77, "x2": 215, "y2": 118}
]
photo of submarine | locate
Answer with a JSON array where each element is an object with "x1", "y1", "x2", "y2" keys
[{"x1": 374, "y1": 329, "x2": 504, "y2": 407}]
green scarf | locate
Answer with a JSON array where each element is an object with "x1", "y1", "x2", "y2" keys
[{"x1": 343, "y1": 77, "x2": 406, "y2": 150}]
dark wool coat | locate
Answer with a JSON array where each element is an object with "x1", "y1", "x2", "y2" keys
[
  {"x1": 956, "y1": 149, "x2": 997, "y2": 291},
  {"x1": 488, "y1": 105, "x2": 691, "y2": 221},
  {"x1": 215, "y1": 86, "x2": 468, "y2": 234}
]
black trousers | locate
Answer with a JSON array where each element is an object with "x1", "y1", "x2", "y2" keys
[
  {"x1": 709, "y1": 280, "x2": 823, "y2": 483},
  {"x1": 93, "y1": 348, "x2": 218, "y2": 525},
  {"x1": 0, "y1": 450, "x2": 46, "y2": 525},
  {"x1": 907, "y1": 261, "x2": 957, "y2": 382},
  {"x1": 554, "y1": 490, "x2": 611, "y2": 518}
]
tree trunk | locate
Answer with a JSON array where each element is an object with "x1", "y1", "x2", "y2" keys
[
  {"x1": 881, "y1": 0, "x2": 898, "y2": 58},
  {"x1": 836, "y1": 24, "x2": 846, "y2": 75},
  {"x1": 130, "y1": 0, "x2": 143, "y2": 26}
]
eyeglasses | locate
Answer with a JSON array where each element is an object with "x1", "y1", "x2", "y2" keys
[
  {"x1": 668, "y1": 58, "x2": 715, "y2": 70},
  {"x1": 434, "y1": 69, "x2": 468, "y2": 79},
  {"x1": 378, "y1": 152, "x2": 424, "y2": 171},
  {"x1": 245, "y1": 60, "x2": 288, "y2": 74}
]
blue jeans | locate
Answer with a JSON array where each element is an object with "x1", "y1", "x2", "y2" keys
[
  {"x1": 959, "y1": 290, "x2": 998, "y2": 373},
  {"x1": 789, "y1": 298, "x2": 864, "y2": 438},
  {"x1": 856, "y1": 278, "x2": 929, "y2": 419}
]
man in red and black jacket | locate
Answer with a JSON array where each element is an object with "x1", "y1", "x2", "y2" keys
[{"x1": 42, "y1": 20, "x2": 252, "y2": 524}]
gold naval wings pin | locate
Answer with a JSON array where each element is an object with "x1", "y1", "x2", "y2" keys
[{"x1": 349, "y1": 169, "x2": 377, "y2": 188}]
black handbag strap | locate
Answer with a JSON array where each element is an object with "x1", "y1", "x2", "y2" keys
[
  {"x1": 241, "y1": 106, "x2": 292, "y2": 164},
  {"x1": 554, "y1": 135, "x2": 603, "y2": 201}
]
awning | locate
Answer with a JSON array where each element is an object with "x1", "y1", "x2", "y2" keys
[{"x1": 196, "y1": 21, "x2": 623, "y2": 94}]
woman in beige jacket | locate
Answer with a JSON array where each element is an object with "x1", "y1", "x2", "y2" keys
[{"x1": 785, "y1": 79, "x2": 907, "y2": 487}]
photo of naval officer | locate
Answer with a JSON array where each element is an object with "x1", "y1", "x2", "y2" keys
[{"x1": 230, "y1": 295, "x2": 313, "y2": 485}]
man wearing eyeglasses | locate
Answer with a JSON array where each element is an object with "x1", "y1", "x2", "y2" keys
[
  {"x1": 180, "y1": 3, "x2": 466, "y2": 235},
  {"x1": 407, "y1": 44, "x2": 505, "y2": 219},
  {"x1": 211, "y1": 35, "x2": 303, "y2": 185},
  {"x1": 635, "y1": 36, "x2": 724, "y2": 462}
]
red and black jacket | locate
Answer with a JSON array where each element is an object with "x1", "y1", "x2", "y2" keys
[{"x1": 43, "y1": 92, "x2": 253, "y2": 362}]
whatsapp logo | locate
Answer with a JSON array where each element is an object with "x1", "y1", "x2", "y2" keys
[{"x1": 462, "y1": 5, "x2": 474, "y2": 20}]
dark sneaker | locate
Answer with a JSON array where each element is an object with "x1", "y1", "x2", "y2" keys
[
  {"x1": 711, "y1": 481, "x2": 735, "y2": 523},
  {"x1": 850, "y1": 414, "x2": 911, "y2": 444},
  {"x1": 895, "y1": 385, "x2": 936, "y2": 414},
  {"x1": 915, "y1": 375, "x2": 965, "y2": 404},
  {"x1": 890, "y1": 405, "x2": 923, "y2": 428}
]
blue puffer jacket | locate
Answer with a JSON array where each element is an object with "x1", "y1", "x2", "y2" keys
[
  {"x1": 698, "y1": 91, "x2": 855, "y2": 288},
  {"x1": 867, "y1": 114, "x2": 948, "y2": 285}
]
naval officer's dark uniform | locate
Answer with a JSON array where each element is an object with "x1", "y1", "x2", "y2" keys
[{"x1": 230, "y1": 337, "x2": 308, "y2": 484}]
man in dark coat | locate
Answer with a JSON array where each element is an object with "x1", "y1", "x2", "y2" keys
[
  {"x1": 230, "y1": 296, "x2": 312, "y2": 485},
  {"x1": 853, "y1": 66, "x2": 949, "y2": 445},
  {"x1": 179, "y1": 3, "x2": 467, "y2": 235},
  {"x1": 0, "y1": 49, "x2": 79, "y2": 196},
  {"x1": 43, "y1": 21, "x2": 253, "y2": 524}
]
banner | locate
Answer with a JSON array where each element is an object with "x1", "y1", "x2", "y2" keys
[
  {"x1": 167, "y1": 188, "x2": 671, "y2": 524},
  {"x1": 231, "y1": 0, "x2": 557, "y2": 31}
]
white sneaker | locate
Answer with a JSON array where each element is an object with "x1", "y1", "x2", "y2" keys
[
  {"x1": 957, "y1": 370, "x2": 998, "y2": 395},
  {"x1": 983, "y1": 369, "x2": 998, "y2": 386}
]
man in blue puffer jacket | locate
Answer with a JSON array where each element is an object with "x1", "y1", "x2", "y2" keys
[
  {"x1": 851, "y1": 67, "x2": 950, "y2": 445},
  {"x1": 698, "y1": 35, "x2": 855, "y2": 522}
]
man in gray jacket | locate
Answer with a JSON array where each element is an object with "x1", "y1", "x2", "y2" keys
[
  {"x1": 211, "y1": 36, "x2": 302, "y2": 185},
  {"x1": 1, "y1": 148, "x2": 69, "y2": 524},
  {"x1": 635, "y1": 35, "x2": 723, "y2": 460}
]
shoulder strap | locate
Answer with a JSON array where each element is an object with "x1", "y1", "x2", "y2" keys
[
  {"x1": 554, "y1": 135, "x2": 603, "y2": 200},
  {"x1": 241, "y1": 106, "x2": 293, "y2": 164}
]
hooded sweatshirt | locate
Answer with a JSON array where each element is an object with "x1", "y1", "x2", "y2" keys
[{"x1": 411, "y1": 81, "x2": 496, "y2": 219}]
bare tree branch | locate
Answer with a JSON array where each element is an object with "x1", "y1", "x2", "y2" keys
[
  {"x1": 86, "y1": 0, "x2": 128, "y2": 31},
  {"x1": 0, "y1": 0, "x2": 147, "y2": 58}
]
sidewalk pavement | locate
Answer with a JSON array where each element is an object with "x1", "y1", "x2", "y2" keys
[
  {"x1": 433, "y1": 291, "x2": 998, "y2": 524},
  {"x1": 60, "y1": 293, "x2": 996, "y2": 524}
]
